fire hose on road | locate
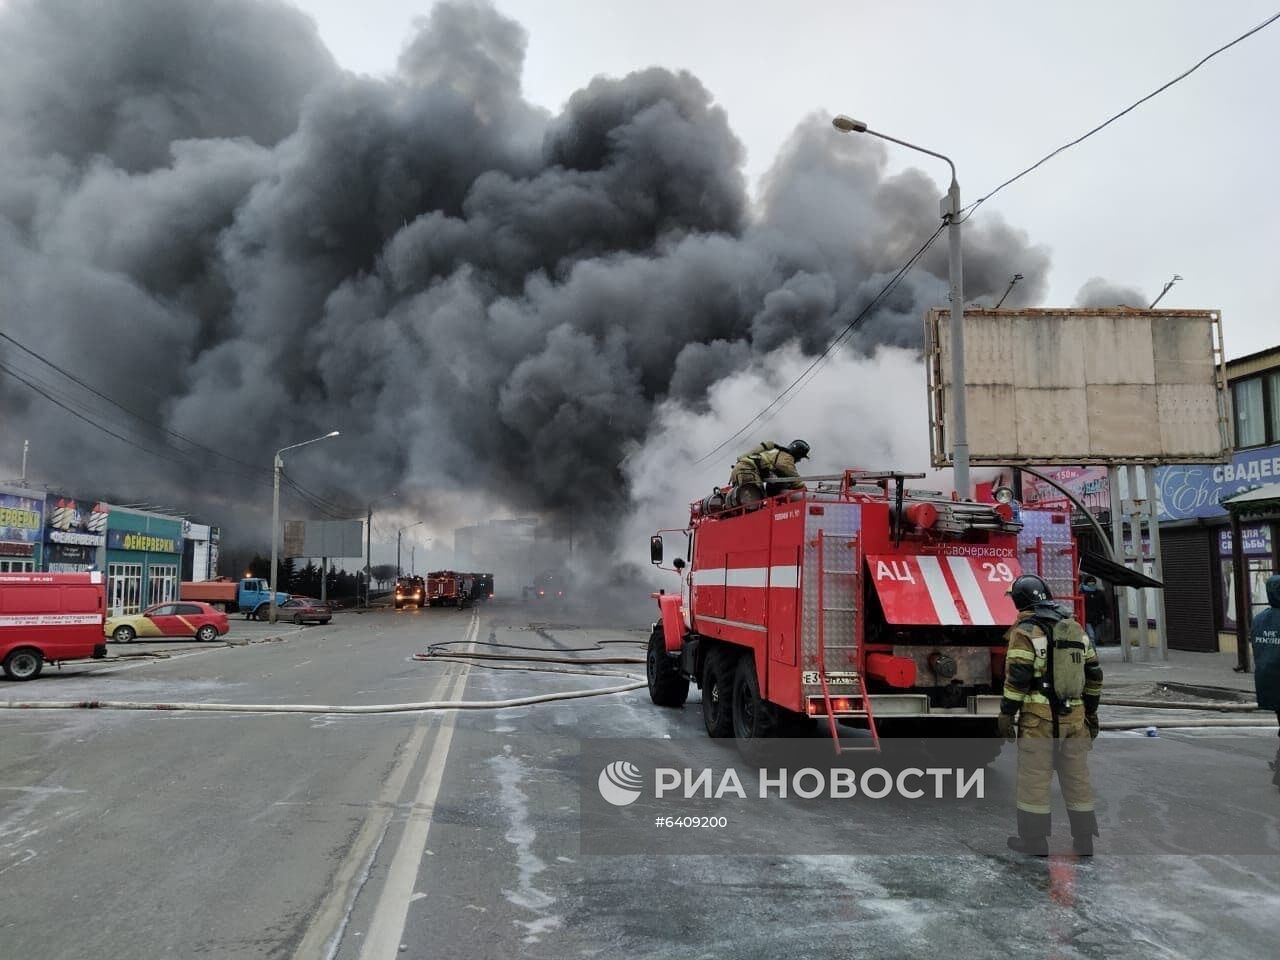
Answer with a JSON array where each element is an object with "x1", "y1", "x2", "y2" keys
[{"x1": 2, "y1": 631, "x2": 1272, "y2": 726}]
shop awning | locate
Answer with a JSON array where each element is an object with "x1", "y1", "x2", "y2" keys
[
  {"x1": 1080, "y1": 550, "x2": 1163, "y2": 589},
  {"x1": 867, "y1": 554, "x2": 1023, "y2": 626}
]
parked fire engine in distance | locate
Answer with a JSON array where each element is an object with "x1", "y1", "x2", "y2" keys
[
  {"x1": 647, "y1": 470, "x2": 1077, "y2": 762},
  {"x1": 394, "y1": 576, "x2": 425, "y2": 609},
  {"x1": 426, "y1": 570, "x2": 466, "y2": 608},
  {"x1": 469, "y1": 573, "x2": 494, "y2": 601},
  {"x1": 0, "y1": 572, "x2": 109, "y2": 680}
]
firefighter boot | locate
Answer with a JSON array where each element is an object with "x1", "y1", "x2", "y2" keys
[
  {"x1": 1007, "y1": 810, "x2": 1050, "y2": 857},
  {"x1": 1068, "y1": 809, "x2": 1098, "y2": 857}
]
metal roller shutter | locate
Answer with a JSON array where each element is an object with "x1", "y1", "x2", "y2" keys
[{"x1": 1161, "y1": 528, "x2": 1217, "y2": 652}]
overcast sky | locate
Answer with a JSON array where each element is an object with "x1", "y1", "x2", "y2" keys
[{"x1": 293, "y1": 0, "x2": 1278, "y2": 359}]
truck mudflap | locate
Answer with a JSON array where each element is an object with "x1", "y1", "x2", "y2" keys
[{"x1": 653, "y1": 593, "x2": 685, "y2": 653}]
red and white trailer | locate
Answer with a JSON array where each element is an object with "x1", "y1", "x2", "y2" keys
[
  {"x1": 648, "y1": 471, "x2": 1077, "y2": 754},
  {"x1": 0, "y1": 572, "x2": 109, "y2": 680}
]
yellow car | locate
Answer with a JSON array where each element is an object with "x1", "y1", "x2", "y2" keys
[{"x1": 105, "y1": 601, "x2": 230, "y2": 643}]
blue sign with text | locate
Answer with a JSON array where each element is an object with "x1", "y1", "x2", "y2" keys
[{"x1": 1154, "y1": 444, "x2": 1280, "y2": 521}]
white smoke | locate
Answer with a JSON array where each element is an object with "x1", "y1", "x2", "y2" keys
[{"x1": 617, "y1": 342, "x2": 949, "y2": 574}]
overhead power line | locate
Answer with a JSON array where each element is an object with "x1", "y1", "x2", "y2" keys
[
  {"x1": 958, "y1": 10, "x2": 1280, "y2": 223},
  {"x1": 693, "y1": 223, "x2": 947, "y2": 466},
  {"x1": 0, "y1": 359, "x2": 352, "y2": 519},
  {"x1": 693, "y1": 11, "x2": 1277, "y2": 467},
  {"x1": 0, "y1": 330, "x2": 270, "y2": 478}
]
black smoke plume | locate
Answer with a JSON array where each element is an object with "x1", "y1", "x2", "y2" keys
[{"x1": 0, "y1": 0, "x2": 1053, "y2": 558}]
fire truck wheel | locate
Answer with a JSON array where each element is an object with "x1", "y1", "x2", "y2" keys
[
  {"x1": 646, "y1": 627, "x2": 688, "y2": 708},
  {"x1": 731, "y1": 656, "x2": 777, "y2": 741},
  {"x1": 3, "y1": 648, "x2": 43, "y2": 681},
  {"x1": 701, "y1": 648, "x2": 736, "y2": 738}
]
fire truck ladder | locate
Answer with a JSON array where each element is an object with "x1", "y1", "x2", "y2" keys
[{"x1": 814, "y1": 530, "x2": 880, "y2": 755}]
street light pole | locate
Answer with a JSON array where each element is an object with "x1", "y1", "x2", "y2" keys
[
  {"x1": 363, "y1": 490, "x2": 397, "y2": 608},
  {"x1": 832, "y1": 114, "x2": 970, "y2": 498},
  {"x1": 269, "y1": 430, "x2": 340, "y2": 624},
  {"x1": 397, "y1": 521, "x2": 424, "y2": 579}
]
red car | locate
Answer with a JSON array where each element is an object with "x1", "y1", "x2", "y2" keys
[
  {"x1": 279, "y1": 597, "x2": 332, "y2": 625},
  {"x1": 105, "y1": 601, "x2": 230, "y2": 643}
]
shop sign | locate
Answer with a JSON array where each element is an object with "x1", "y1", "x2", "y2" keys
[
  {"x1": 0, "y1": 491, "x2": 44, "y2": 552},
  {"x1": 107, "y1": 530, "x2": 180, "y2": 554},
  {"x1": 1155, "y1": 444, "x2": 1280, "y2": 522},
  {"x1": 47, "y1": 543, "x2": 96, "y2": 565},
  {"x1": 46, "y1": 497, "x2": 109, "y2": 546},
  {"x1": 1021, "y1": 466, "x2": 1110, "y2": 513},
  {"x1": 1218, "y1": 526, "x2": 1274, "y2": 557}
]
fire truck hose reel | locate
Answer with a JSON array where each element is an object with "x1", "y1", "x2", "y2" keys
[{"x1": 928, "y1": 652, "x2": 958, "y2": 680}]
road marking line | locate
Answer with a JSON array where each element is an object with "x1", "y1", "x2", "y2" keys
[
  {"x1": 359, "y1": 611, "x2": 478, "y2": 960},
  {"x1": 289, "y1": 612, "x2": 476, "y2": 960}
]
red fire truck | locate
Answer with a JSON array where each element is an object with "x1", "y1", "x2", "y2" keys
[
  {"x1": 426, "y1": 570, "x2": 463, "y2": 608},
  {"x1": 0, "y1": 572, "x2": 109, "y2": 680},
  {"x1": 647, "y1": 471, "x2": 1077, "y2": 754}
]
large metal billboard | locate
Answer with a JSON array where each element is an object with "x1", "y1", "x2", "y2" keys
[
  {"x1": 283, "y1": 519, "x2": 364, "y2": 558},
  {"x1": 925, "y1": 308, "x2": 1229, "y2": 466}
]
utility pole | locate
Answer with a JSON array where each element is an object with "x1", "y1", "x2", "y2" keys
[
  {"x1": 20, "y1": 440, "x2": 29, "y2": 486},
  {"x1": 1149, "y1": 274, "x2": 1182, "y2": 309},
  {"x1": 411, "y1": 545, "x2": 415, "y2": 576},
  {"x1": 364, "y1": 490, "x2": 398, "y2": 608},
  {"x1": 397, "y1": 521, "x2": 424, "y2": 580},
  {"x1": 269, "y1": 431, "x2": 339, "y2": 624},
  {"x1": 994, "y1": 273, "x2": 1024, "y2": 309},
  {"x1": 832, "y1": 115, "x2": 968, "y2": 497}
]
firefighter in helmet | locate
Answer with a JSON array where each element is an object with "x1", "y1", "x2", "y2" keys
[
  {"x1": 730, "y1": 440, "x2": 810, "y2": 501},
  {"x1": 998, "y1": 573, "x2": 1104, "y2": 856}
]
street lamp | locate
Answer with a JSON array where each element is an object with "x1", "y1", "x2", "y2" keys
[
  {"x1": 270, "y1": 430, "x2": 340, "y2": 624},
  {"x1": 832, "y1": 114, "x2": 970, "y2": 498},
  {"x1": 397, "y1": 521, "x2": 425, "y2": 578},
  {"x1": 365, "y1": 490, "x2": 397, "y2": 608}
]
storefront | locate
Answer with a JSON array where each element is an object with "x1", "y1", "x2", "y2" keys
[
  {"x1": 0, "y1": 487, "x2": 44, "y2": 572},
  {"x1": 1153, "y1": 443, "x2": 1280, "y2": 652},
  {"x1": 43, "y1": 494, "x2": 108, "y2": 573},
  {"x1": 106, "y1": 509, "x2": 182, "y2": 615}
]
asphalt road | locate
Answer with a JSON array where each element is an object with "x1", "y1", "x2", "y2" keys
[{"x1": 2, "y1": 602, "x2": 1278, "y2": 960}]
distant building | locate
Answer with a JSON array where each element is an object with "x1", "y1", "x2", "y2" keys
[{"x1": 453, "y1": 518, "x2": 539, "y2": 595}]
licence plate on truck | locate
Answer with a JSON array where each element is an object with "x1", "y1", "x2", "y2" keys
[{"x1": 802, "y1": 671, "x2": 859, "y2": 685}]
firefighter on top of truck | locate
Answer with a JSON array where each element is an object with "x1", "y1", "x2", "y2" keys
[
  {"x1": 997, "y1": 574, "x2": 1104, "y2": 857},
  {"x1": 730, "y1": 440, "x2": 810, "y2": 498}
]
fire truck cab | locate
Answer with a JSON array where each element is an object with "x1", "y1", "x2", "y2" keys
[{"x1": 648, "y1": 471, "x2": 1077, "y2": 751}]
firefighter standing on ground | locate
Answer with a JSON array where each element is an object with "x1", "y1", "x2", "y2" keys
[
  {"x1": 997, "y1": 574, "x2": 1104, "y2": 856},
  {"x1": 1250, "y1": 574, "x2": 1280, "y2": 787},
  {"x1": 730, "y1": 440, "x2": 810, "y2": 499}
]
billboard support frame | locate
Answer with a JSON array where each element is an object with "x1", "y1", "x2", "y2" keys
[{"x1": 925, "y1": 307, "x2": 1230, "y2": 468}]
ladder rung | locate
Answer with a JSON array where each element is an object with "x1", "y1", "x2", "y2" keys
[{"x1": 821, "y1": 606, "x2": 858, "y2": 612}]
